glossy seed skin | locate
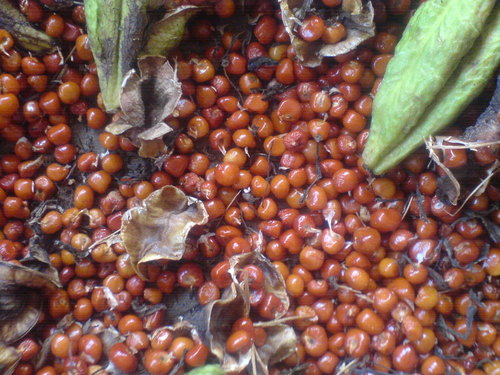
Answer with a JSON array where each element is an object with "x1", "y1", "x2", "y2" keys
[{"x1": 363, "y1": 0, "x2": 496, "y2": 171}]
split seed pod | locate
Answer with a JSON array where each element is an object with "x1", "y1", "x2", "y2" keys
[
  {"x1": 0, "y1": 260, "x2": 61, "y2": 344},
  {"x1": 204, "y1": 252, "x2": 296, "y2": 375},
  {"x1": 105, "y1": 56, "x2": 183, "y2": 158},
  {"x1": 279, "y1": 0, "x2": 375, "y2": 67},
  {"x1": 121, "y1": 185, "x2": 209, "y2": 280}
]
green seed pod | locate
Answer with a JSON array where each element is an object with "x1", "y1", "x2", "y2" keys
[
  {"x1": 84, "y1": 0, "x2": 151, "y2": 112},
  {"x1": 362, "y1": 0, "x2": 496, "y2": 172},
  {"x1": 372, "y1": 4, "x2": 500, "y2": 174},
  {"x1": 185, "y1": 365, "x2": 226, "y2": 375}
]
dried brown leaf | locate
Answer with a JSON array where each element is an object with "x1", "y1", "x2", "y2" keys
[
  {"x1": 279, "y1": 0, "x2": 374, "y2": 67},
  {"x1": 121, "y1": 185, "x2": 208, "y2": 280},
  {"x1": 105, "y1": 56, "x2": 182, "y2": 158}
]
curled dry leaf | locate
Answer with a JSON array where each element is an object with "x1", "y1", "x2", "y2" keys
[
  {"x1": 279, "y1": 0, "x2": 375, "y2": 67},
  {"x1": 0, "y1": 260, "x2": 61, "y2": 344},
  {"x1": 0, "y1": 342, "x2": 20, "y2": 375},
  {"x1": 205, "y1": 253, "x2": 296, "y2": 375},
  {"x1": 121, "y1": 185, "x2": 209, "y2": 280},
  {"x1": 140, "y1": 5, "x2": 200, "y2": 57},
  {"x1": 105, "y1": 56, "x2": 182, "y2": 158}
]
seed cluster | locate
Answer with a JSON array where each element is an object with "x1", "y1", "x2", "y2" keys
[{"x1": 0, "y1": 0, "x2": 499, "y2": 375}]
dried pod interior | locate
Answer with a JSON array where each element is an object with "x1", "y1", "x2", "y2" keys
[
  {"x1": 121, "y1": 185, "x2": 209, "y2": 280},
  {"x1": 105, "y1": 56, "x2": 183, "y2": 157}
]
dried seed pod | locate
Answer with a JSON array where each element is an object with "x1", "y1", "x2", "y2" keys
[
  {"x1": 121, "y1": 185, "x2": 209, "y2": 280},
  {"x1": 0, "y1": 0, "x2": 56, "y2": 54},
  {"x1": 205, "y1": 283, "x2": 251, "y2": 374},
  {"x1": 0, "y1": 260, "x2": 61, "y2": 344},
  {"x1": 0, "y1": 342, "x2": 20, "y2": 375},
  {"x1": 105, "y1": 56, "x2": 182, "y2": 157},
  {"x1": 228, "y1": 251, "x2": 290, "y2": 318},
  {"x1": 279, "y1": 0, "x2": 375, "y2": 67},
  {"x1": 203, "y1": 253, "x2": 296, "y2": 375}
]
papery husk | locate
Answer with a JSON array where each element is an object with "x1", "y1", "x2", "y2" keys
[
  {"x1": 228, "y1": 252, "x2": 289, "y2": 318},
  {"x1": 105, "y1": 56, "x2": 182, "y2": 158},
  {"x1": 23, "y1": 236, "x2": 62, "y2": 286},
  {"x1": 0, "y1": 342, "x2": 20, "y2": 375},
  {"x1": 35, "y1": 314, "x2": 75, "y2": 370},
  {"x1": 250, "y1": 324, "x2": 297, "y2": 374},
  {"x1": 121, "y1": 185, "x2": 208, "y2": 280},
  {"x1": 279, "y1": 0, "x2": 374, "y2": 67},
  {"x1": 0, "y1": 260, "x2": 61, "y2": 344},
  {"x1": 205, "y1": 283, "x2": 252, "y2": 374},
  {"x1": 205, "y1": 253, "x2": 296, "y2": 375}
]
